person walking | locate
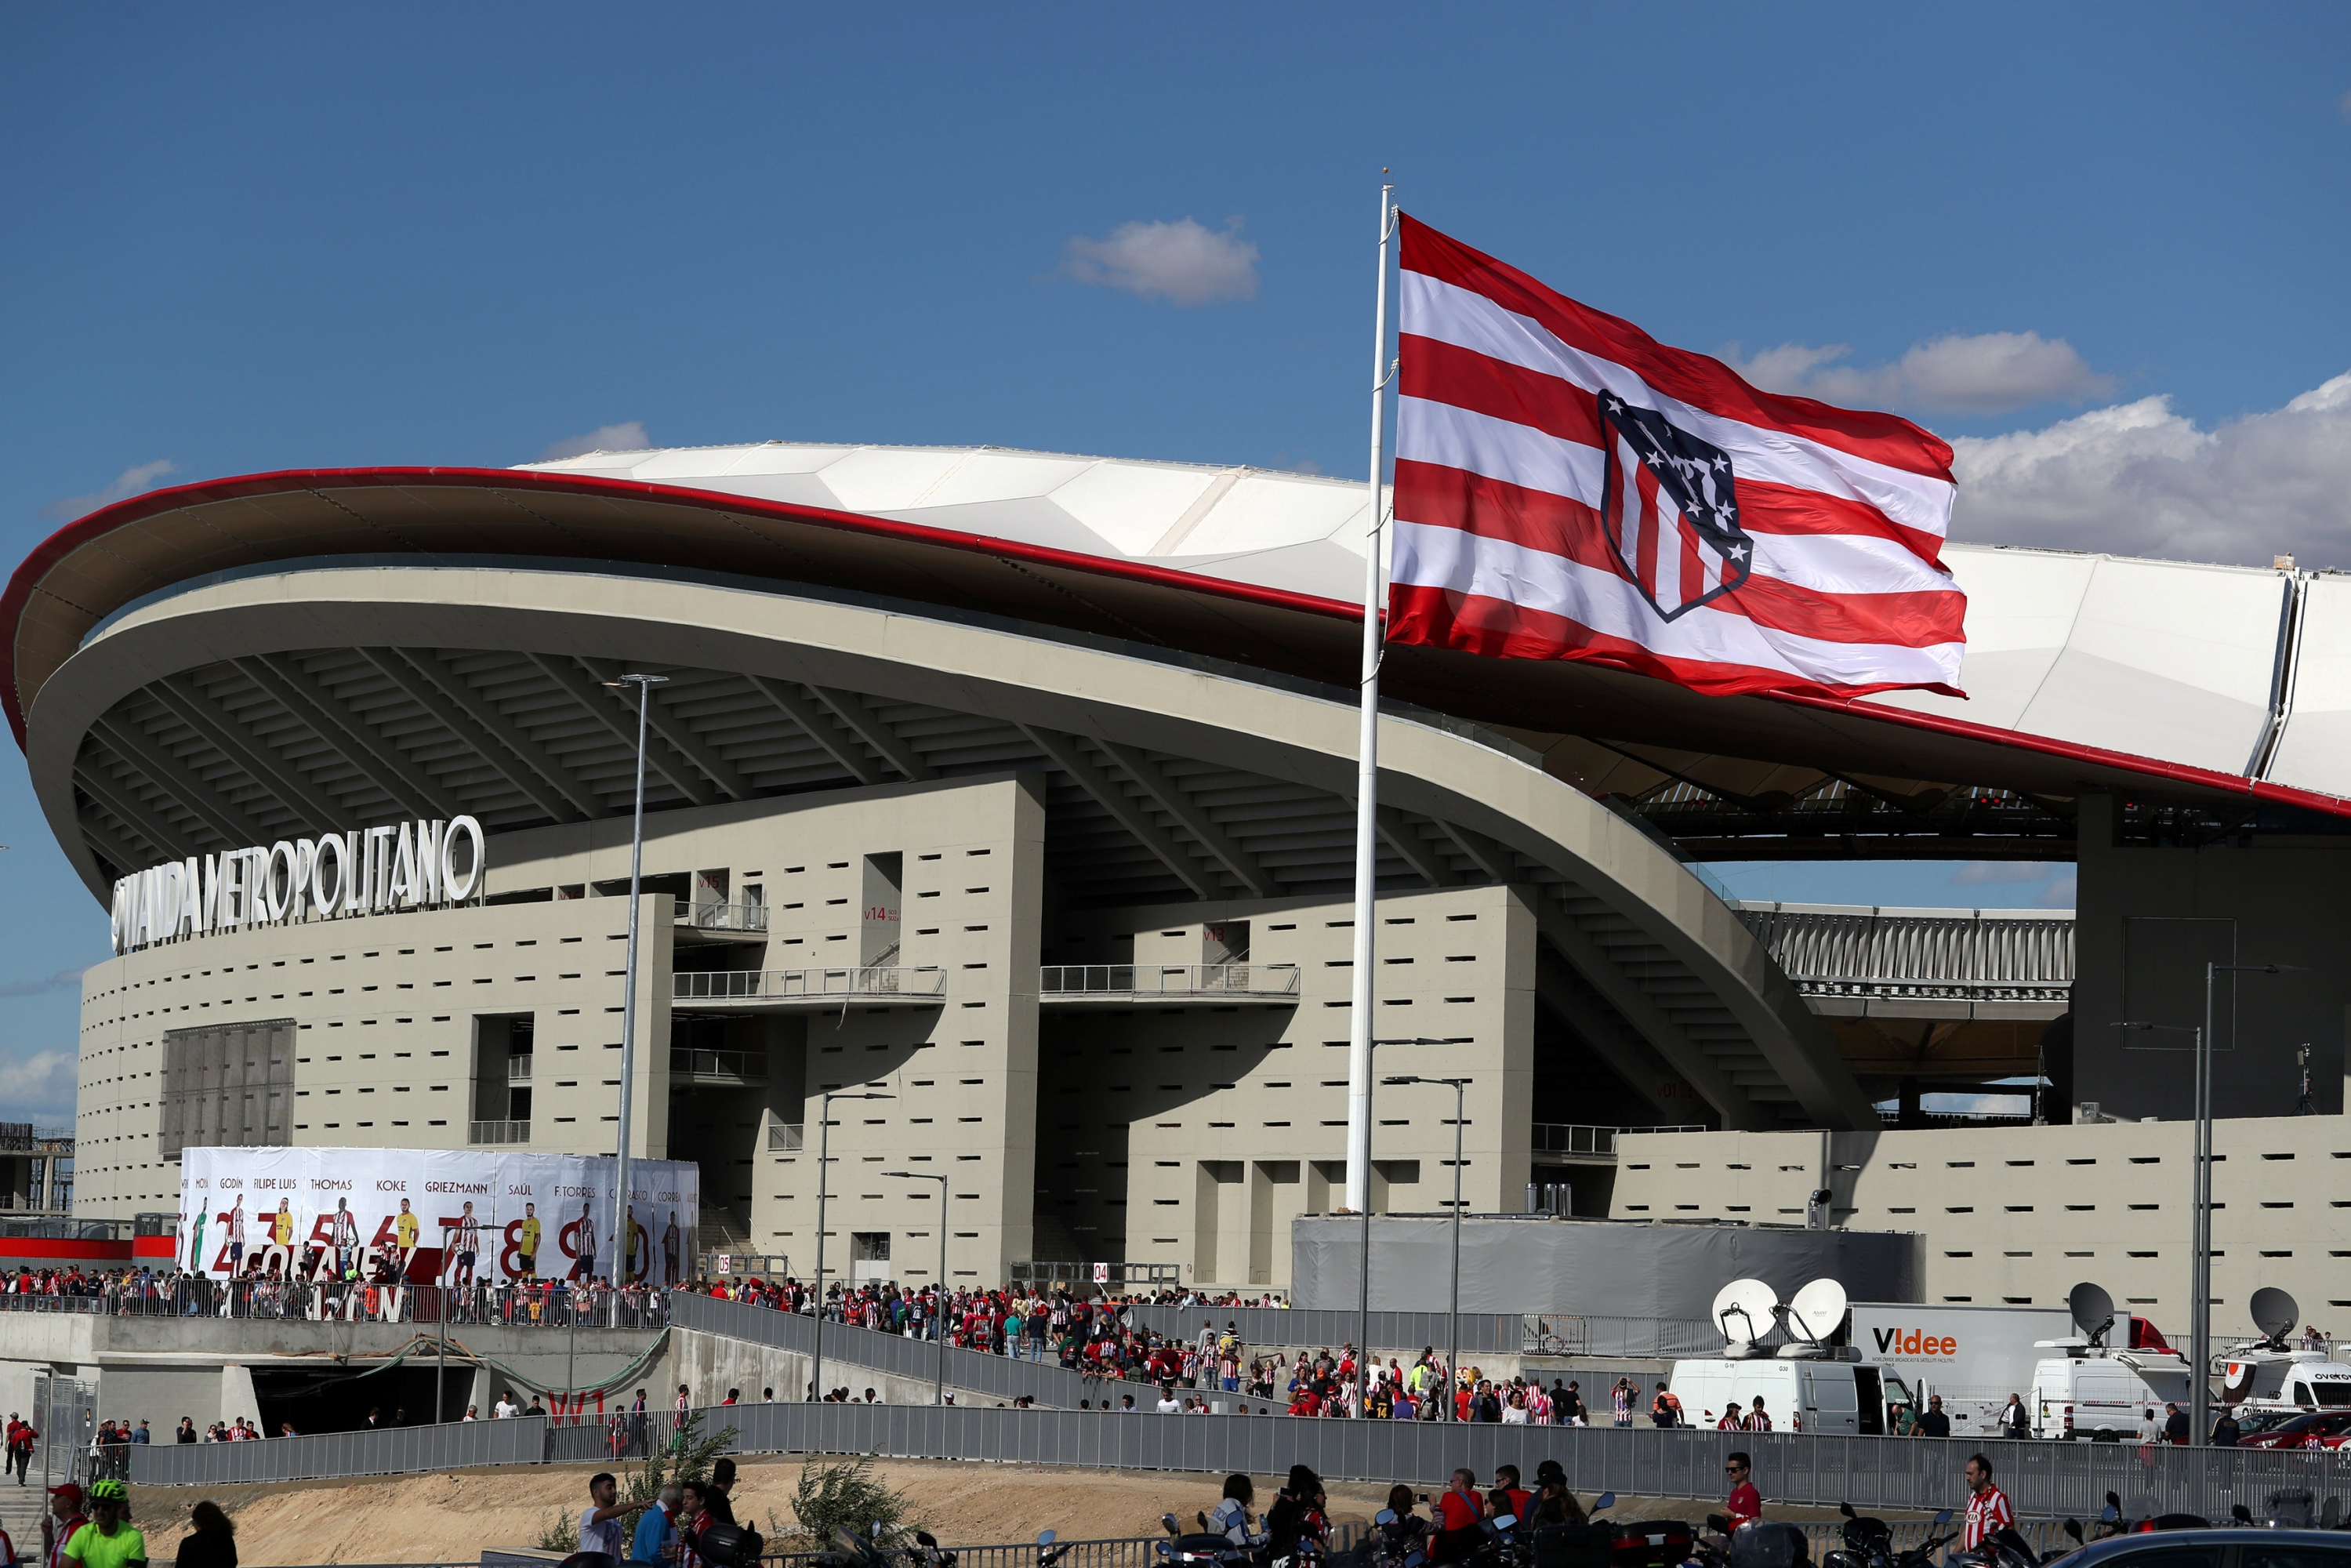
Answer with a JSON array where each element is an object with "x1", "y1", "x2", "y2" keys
[
  {"x1": 1914, "y1": 1395, "x2": 1950, "y2": 1437},
  {"x1": 171, "y1": 1502, "x2": 234, "y2": 1568},
  {"x1": 5, "y1": 1413, "x2": 34, "y2": 1484},
  {"x1": 2001, "y1": 1395, "x2": 2030, "y2": 1439},
  {"x1": 1959, "y1": 1456, "x2": 2013, "y2": 1553}
]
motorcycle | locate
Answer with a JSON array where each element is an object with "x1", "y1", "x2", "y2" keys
[{"x1": 1822, "y1": 1504, "x2": 1954, "y2": 1568}]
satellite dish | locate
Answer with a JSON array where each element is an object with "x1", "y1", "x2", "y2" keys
[
  {"x1": 1712, "y1": 1277, "x2": 1778, "y2": 1353},
  {"x1": 2070, "y1": 1282, "x2": 2117, "y2": 1347},
  {"x1": 2251, "y1": 1287, "x2": 2298, "y2": 1346},
  {"x1": 1787, "y1": 1279, "x2": 1849, "y2": 1345}
]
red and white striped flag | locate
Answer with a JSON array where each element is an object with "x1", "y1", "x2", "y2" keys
[{"x1": 1390, "y1": 215, "x2": 1965, "y2": 699}]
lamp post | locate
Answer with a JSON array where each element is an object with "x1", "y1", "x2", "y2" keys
[
  {"x1": 1384, "y1": 1073, "x2": 1471, "y2": 1421},
  {"x1": 601, "y1": 673, "x2": 668, "y2": 1313},
  {"x1": 882, "y1": 1169, "x2": 949, "y2": 1405},
  {"x1": 1355, "y1": 1037, "x2": 1446, "y2": 1419},
  {"x1": 2114, "y1": 959, "x2": 2302, "y2": 1446},
  {"x1": 811, "y1": 1088, "x2": 893, "y2": 1406}
]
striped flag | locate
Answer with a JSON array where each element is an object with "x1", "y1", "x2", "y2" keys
[{"x1": 1390, "y1": 215, "x2": 1965, "y2": 699}]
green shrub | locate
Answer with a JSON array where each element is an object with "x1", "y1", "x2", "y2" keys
[{"x1": 786, "y1": 1456, "x2": 923, "y2": 1548}]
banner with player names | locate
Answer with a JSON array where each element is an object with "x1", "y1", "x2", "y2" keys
[{"x1": 176, "y1": 1145, "x2": 701, "y2": 1287}]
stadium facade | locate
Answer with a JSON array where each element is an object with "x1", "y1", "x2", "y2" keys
[{"x1": 16, "y1": 441, "x2": 2351, "y2": 1319}]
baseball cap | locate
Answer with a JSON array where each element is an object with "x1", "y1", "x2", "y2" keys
[{"x1": 49, "y1": 1481, "x2": 83, "y2": 1504}]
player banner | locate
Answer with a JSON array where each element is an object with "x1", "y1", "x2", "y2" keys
[{"x1": 176, "y1": 1146, "x2": 699, "y2": 1287}]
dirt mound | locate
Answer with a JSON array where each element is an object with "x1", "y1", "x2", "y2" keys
[{"x1": 125, "y1": 1454, "x2": 1878, "y2": 1566}]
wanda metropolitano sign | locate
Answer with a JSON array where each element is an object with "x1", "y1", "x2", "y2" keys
[
  {"x1": 110, "y1": 815, "x2": 488, "y2": 956},
  {"x1": 178, "y1": 1145, "x2": 702, "y2": 1287}
]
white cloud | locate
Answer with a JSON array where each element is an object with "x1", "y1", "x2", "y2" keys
[
  {"x1": 1950, "y1": 371, "x2": 2351, "y2": 567},
  {"x1": 1726, "y1": 332, "x2": 2113, "y2": 414},
  {"x1": 0, "y1": 966, "x2": 87, "y2": 999},
  {"x1": 0, "y1": 1049, "x2": 75, "y2": 1120},
  {"x1": 1064, "y1": 217, "x2": 1258, "y2": 307},
  {"x1": 1950, "y1": 861, "x2": 2061, "y2": 885},
  {"x1": 39, "y1": 459, "x2": 176, "y2": 521},
  {"x1": 2036, "y1": 875, "x2": 2078, "y2": 909},
  {"x1": 539, "y1": 422, "x2": 651, "y2": 462}
]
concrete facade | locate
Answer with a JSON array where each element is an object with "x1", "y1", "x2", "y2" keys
[{"x1": 1609, "y1": 1114, "x2": 2351, "y2": 1340}]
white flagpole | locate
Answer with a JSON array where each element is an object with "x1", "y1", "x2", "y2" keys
[{"x1": 1344, "y1": 180, "x2": 1396, "y2": 1221}]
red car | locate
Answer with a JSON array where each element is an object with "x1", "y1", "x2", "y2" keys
[{"x1": 2237, "y1": 1410, "x2": 2351, "y2": 1448}]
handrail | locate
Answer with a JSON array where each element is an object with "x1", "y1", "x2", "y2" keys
[
  {"x1": 468, "y1": 1119, "x2": 529, "y2": 1145},
  {"x1": 670, "y1": 1047, "x2": 767, "y2": 1080},
  {"x1": 684, "y1": 902, "x2": 771, "y2": 932},
  {"x1": 671, "y1": 966, "x2": 947, "y2": 1003},
  {"x1": 1039, "y1": 963, "x2": 1301, "y2": 998},
  {"x1": 1530, "y1": 1123, "x2": 1707, "y2": 1158},
  {"x1": 1735, "y1": 905, "x2": 2074, "y2": 1001}
]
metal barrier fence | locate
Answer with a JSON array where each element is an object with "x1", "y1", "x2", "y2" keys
[
  {"x1": 1522, "y1": 1316, "x2": 1722, "y2": 1359},
  {"x1": 1733, "y1": 904, "x2": 2074, "y2": 1004},
  {"x1": 673, "y1": 1290, "x2": 1095, "y2": 1406},
  {"x1": 1123, "y1": 1305, "x2": 1522, "y2": 1356},
  {"x1": 2, "y1": 1279, "x2": 670, "y2": 1328},
  {"x1": 128, "y1": 1395, "x2": 2351, "y2": 1524},
  {"x1": 129, "y1": 1413, "x2": 549, "y2": 1486}
]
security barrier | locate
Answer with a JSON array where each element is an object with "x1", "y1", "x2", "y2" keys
[
  {"x1": 673, "y1": 1290, "x2": 1094, "y2": 1406},
  {"x1": 1123, "y1": 1305, "x2": 1522, "y2": 1356},
  {"x1": 129, "y1": 1413, "x2": 549, "y2": 1485}
]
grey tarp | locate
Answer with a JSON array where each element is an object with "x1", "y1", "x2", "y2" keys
[{"x1": 1290, "y1": 1214, "x2": 1923, "y2": 1317}]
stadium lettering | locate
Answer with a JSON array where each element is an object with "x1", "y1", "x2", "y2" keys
[{"x1": 108, "y1": 815, "x2": 485, "y2": 956}]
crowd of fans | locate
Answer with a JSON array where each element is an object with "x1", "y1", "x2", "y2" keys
[{"x1": 2, "y1": 1263, "x2": 666, "y2": 1326}]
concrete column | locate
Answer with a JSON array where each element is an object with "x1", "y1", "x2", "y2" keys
[{"x1": 219, "y1": 1364, "x2": 262, "y2": 1431}]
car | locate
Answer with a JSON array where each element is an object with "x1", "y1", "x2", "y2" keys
[
  {"x1": 2043, "y1": 1530, "x2": 2351, "y2": 1568},
  {"x1": 2236, "y1": 1410, "x2": 2351, "y2": 1449}
]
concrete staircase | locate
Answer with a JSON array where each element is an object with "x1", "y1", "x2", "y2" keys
[{"x1": 0, "y1": 1481, "x2": 53, "y2": 1552}]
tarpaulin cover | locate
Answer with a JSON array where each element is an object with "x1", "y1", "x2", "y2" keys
[{"x1": 1290, "y1": 1215, "x2": 1922, "y2": 1316}]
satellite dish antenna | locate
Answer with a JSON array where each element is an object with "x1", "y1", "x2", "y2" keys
[
  {"x1": 1712, "y1": 1278, "x2": 1777, "y2": 1357},
  {"x1": 2250, "y1": 1287, "x2": 2298, "y2": 1348},
  {"x1": 2070, "y1": 1282, "x2": 2117, "y2": 1349},
  {"x1": 1787, "y1": 1279, "x2": 1849, "y2": 1351}
]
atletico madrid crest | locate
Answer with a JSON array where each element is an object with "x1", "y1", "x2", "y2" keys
[{"x1": 1597, "y1": 392, "x2": 1753, "y2": 622}]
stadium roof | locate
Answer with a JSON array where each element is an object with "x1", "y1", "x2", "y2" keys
[{"x1": 11, "y1": 441, "x2": 2346, "y2": 862}]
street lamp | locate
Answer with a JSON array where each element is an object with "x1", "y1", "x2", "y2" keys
[
  {"x1": 882, "y1": 1168, "x2": 949, "y2": 1406},
  {"x1": 603, "y1": 673, "x2": 668, "y2": 1317},
  {"x1": 811, "y1": 1088, "x2": 893, "y2": 1406},
  {"x1": 1384, "y1": 1073, "x2": 1471, "y2": 1421},
  {"x1": 2114, "y1": 960, "x2": 2303, "y2": 1446},
  {"x1": 1354, "y1": 1037, "x2": 1449, "y2": 1418}
]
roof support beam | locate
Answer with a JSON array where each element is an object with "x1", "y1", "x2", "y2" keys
[
  {"x1": 76, "y1": 810, "x2": 149, "y2": 885},
  {"x1": 746, "y1": 676, "x2": 885, "y2": 786},
  {"x1": 1018, "y1": 724, "x2": 1217, "y2": 898},
  {"x1": 1435, "y1": 818, "x2": 1515, "y2": 883},
  {"x1": 1375, "y1": 806, "x2": 1458, "y2": 888},
  {"x1": 1533, "y1": 900, "x2": 1767, "y2": 1131},
  {"x1": 1094, "y1": 739, "x2": 1275, "y2": 898},
  {"x1": 1532, "y1": 960, "x2": 1696, "y2": 1126},
  {"x1": 235, "y1": 655, "x2": 466, "y2": 821},
  {"x1": 360, "y1": 649, "x2": 593, "y2": 822},
  {"x1": 527, "y1": 654, "x2": 717, "y2": 808},
  {"x1": 576, "y1": 656, "x2": 753, "y2": 800},
  {"x1": 74, "y1": 760, "x2": 201, "y2": 862},
  {"x1": 89, "y1": 716, "x2": 276, "y2": 849},
  {"x1": 811, "y1": 687, "x2": 935, "y2": 781},
  {"x1": 149, "y1": 673, "x2": 347, "y2": 829}
]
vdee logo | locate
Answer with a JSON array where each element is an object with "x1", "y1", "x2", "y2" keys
[{"x1": 1874, "y1": 1328, "x2": 1959, "y2": 1356}]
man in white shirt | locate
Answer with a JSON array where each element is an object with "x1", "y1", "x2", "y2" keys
[
  {"x1": 1156, "y1": 1387, "x2": 1183, "y2": 1414},
  {"x1": 493, "y1": 1391, "x2": 521, "y2": 1419},
  {"x1": 579, "y1": 1472, "x2": 632, "y2": 1559}
]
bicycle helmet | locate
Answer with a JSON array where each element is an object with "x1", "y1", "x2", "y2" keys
[{"x1": 89, "y1": 1479, "x2": 128, "y2": 1503}]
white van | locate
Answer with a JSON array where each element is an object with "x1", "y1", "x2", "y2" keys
[
  {"x1": 2222, "y1": 1348, "x2": 2351, "y2": 1413},
  {"x1": 1667, "y1": 1357, "x2": 1894, "y2": 1436},
  {"x1": 2031, "y1": 1351, "x2": 2192, "y2": 1439}
]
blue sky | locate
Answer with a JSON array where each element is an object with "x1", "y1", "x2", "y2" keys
[{"x1": 1, "y1": 5, "x2": 2345, "y2": 1116}]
